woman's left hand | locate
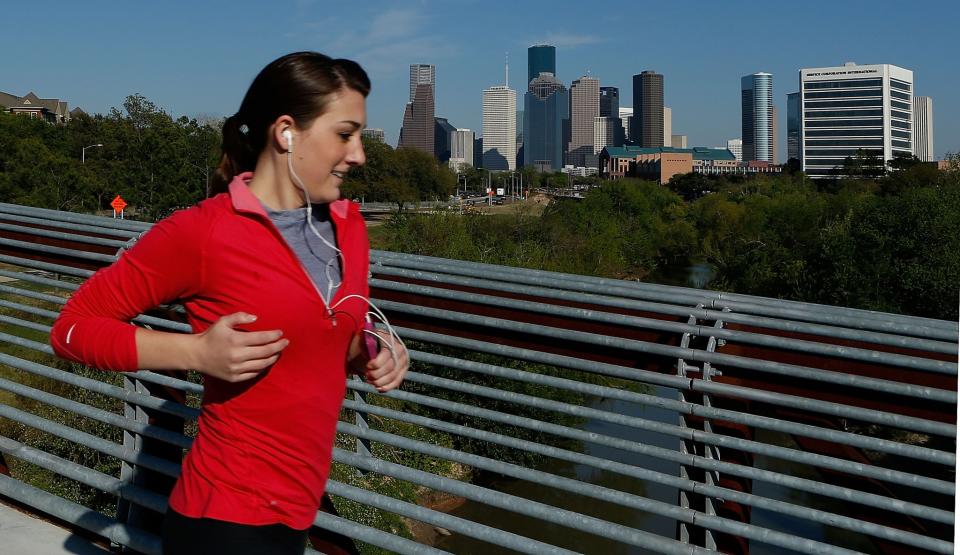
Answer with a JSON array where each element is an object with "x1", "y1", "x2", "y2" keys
[{"x1": 355, "y1": 329, "x2": 409, "y2": 392}]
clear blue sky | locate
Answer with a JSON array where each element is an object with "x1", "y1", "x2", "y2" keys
[{"x1": 2, "y1": 0, "x2": 957, "y2": 160}]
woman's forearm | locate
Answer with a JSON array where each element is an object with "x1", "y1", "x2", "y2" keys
[{"x1": 135, "y1": 327, "x2": 199, "y2": 371}]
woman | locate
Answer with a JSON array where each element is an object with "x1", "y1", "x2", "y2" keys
[{"x1": 50, "y1": 51, "x2": 408, "y2": 554}]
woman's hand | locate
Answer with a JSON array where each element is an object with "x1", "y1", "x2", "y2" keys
[
  {"x1": 351, "y1": 329, "x2": 409, "y2": 393},
  {"x1": 189, "y1": 312, "x2": 288, "y2": 382}
]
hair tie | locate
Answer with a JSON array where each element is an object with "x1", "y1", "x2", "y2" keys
[{"x1": 238, "y1": 124, "x2": 250, "y2": 135}]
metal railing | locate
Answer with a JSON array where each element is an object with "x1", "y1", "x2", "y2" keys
[{"x1": 0, "y1": 201, "x2": 955, "y2": 554}]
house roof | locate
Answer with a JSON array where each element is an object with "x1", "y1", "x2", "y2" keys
[
  {"x1": 601, "y1": 145, "x2": 736, "y2": 162},
  {"x1": 0, "y1": 91, "x2": 19, "y2": 109},
  {"x1": 0, "y1": 90, "x2": 71, "y2": 118}
]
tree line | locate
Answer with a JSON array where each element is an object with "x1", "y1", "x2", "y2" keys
[{"x1": 383, "y1": 162, "x2": 960, "y2": 321}]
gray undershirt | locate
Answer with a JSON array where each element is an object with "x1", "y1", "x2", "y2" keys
[{"x1": 261, "y1": 201, "x2": 342, "y2": 303}]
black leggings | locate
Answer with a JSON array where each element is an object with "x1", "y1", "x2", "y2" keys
[{"x1": 161, "y1": 508, "x2": 309, "y2": 555}]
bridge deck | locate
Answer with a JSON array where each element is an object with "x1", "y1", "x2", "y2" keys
[{"x1": 0, "y1": 501, "x2": 108, "y2": 554}]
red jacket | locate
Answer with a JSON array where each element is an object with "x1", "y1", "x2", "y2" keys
[{"x1": 50, "y1": 173, "x2": 370, "y2": 529}]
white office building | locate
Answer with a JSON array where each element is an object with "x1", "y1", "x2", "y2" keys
[
  {"x1": 619, "y1": 107, "x2": 633, "y2": 143},
  {"x1": 800, "y1": 62, "x2": 913, "y2": 177},
  {"x1": 482, "y1": 85, "x2": 517, "y2": 171},
  {"x1": 663, "y1": 107, "x2": 672, "y2": 148},
  {"x1": 594, "y1": 117, "x2": 618, "y2": 155},
  {"x1": 726, "y1": 138, "x2": 743, "y2": 162},
  {"x1": 449, "y1": 128, "x2": 475, "y2": 172},
  {"x1": 913, "y1": 96, "x2": 933, "y2": 162}
]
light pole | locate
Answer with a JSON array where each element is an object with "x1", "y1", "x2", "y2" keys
[{"x1": 82, "y1": 144, "x2": 103, "y2": 164}]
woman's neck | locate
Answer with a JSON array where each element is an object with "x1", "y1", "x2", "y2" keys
[{"x1": 247, "y1": 153, "x2": 307, "y2": 211}]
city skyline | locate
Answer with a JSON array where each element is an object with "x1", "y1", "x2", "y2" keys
[{"x1": 2, "y1": 1, "x2": 957, "y2": 161}]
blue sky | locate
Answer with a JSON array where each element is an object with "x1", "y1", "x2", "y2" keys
[{"x1": 2, "y1": 0, "x2": 957, "y2": 160}]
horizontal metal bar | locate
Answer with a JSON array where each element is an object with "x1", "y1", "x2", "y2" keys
[
  {"x1": 407, "y1": 350, "x2": 954, "y2": 495},
  {"x1": 0, "y1": 269, "x2": 80, "y2": 291},
  {"x1": 371, "y1": 250, "x2": 957, "y2": 338},
  {"x1": 347, "y1": 380, "x2": 953, "y2": 526},
  {"x1": 0, "y1": 237, "x2": 117, "y2": 263},
  {"x1": 0, "y1": 403, "x2": 182, "y2": 479},
  {"x1": 371, "y1": 276, "x2": 952, "y2": 374},
  {"x1": 0, "y1": 313, "x2": 53, "y2": 333},
  {"x1": 0, "y1": 375, "x2": 192, "y2": 449},
  {"x1": 326, "y1": 480, "x2": 578, "y2": 555},
  {"x1": 0, "y1": 353, "x2": 199, "y2": 422},
  {"x1": 379, "y1": 305, "x2": 954, "y2": 434},
  {"x1": 338, "y1": 421, "x2": 868, "y2": 555},
  {"x1": 0, "y1": 474, "x2": 161, "y2": 555},
  {"x1": 0, "y1": 254, "x2": 95, "y2": 278},
  {"x1": 0, "y1": 222, "x2": 130, "y2": 249},
  {"x1": 0, "y1": 436, "x2": 169, "y2": 514},
  {"x1": 0, "y1": 203, "x2": 151, "y2": 233},
  {"x1": 0, "y1": 211, "x2": 141, "y2": 238},
  {"x1": 311, "y1": 510, "x2": 451, "y2": 555},
  {"x1": 0, "y1": 283, "x2": 69, "y2": 305},
  {"x1": 394, "y1": 326, "x2": 952, "y2": 463},
  {"x1": 371, "y1": 264, "x2": 956, "y2": 355},
  {"x1": 338, "y1": 398, "x2": 951, "y2": 553},
  {"x1": 400, "y1": 362, "x2": 952, "y2": 471},
  {"x1": 333, "y1": 447, "x2": 706, "y2": 555}
]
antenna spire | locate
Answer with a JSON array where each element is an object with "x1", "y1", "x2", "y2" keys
[{"x1": 505, "y1": 52, "x2": 509, "y2": 87}]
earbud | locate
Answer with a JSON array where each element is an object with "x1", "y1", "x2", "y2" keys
[{"x1": 282, "y1": 129, "x2": 293, "y2": 153}]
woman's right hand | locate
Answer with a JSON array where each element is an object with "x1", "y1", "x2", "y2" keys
[{"x1": 190, "y1": 312, "x2": 289, "y2": 382}]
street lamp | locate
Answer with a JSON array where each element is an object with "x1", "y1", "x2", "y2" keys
[{"x1": 82, "y1": 143, "x2": 103, "y2": 164}]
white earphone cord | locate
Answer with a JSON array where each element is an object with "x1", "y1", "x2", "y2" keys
[{"x1": 286, "y1": 145, "x2": 406, "y2": 367}]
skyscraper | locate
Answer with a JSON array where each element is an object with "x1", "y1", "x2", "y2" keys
[
  {"x1": 787, "y1": 92, "x2": 801, "y2": 163},
  {"x1": 599, "y1": 87, "x2": 619, "y2": 118},
  {"x1": 450, "y1": 128, "x2": 475, "y2": 172},
  {"x1": 741, "y1": 72, "x2": 774, "y2": 163},
  {"x1": 663, "y1": 107, "x2": 672, "y2": 148},
  {"x1": 594, "y1": 117, "x2": 619, "y2": 156},
  {"x1": 527, "y1": 45, "x2": 556, "y2": 86},
  {"x1": 398, "y1": 64, "x2": 435, "y2": 155},
  {"x1": 434, "y1": 117, "x2": 456, "y2": 162},
  {"x1": 482, "y1": 85, "x2": 517, "y2": 171},
  {"x1": 631, "y1": 71, "x2": 664, "y2": 147},
  {"x1": 568, "y1": 75, "x2": 600, "y2": 168},
  {"x1": 914, "y1": 96, "x2": 933, "y2": 162},
  {"x1": 409, "y1": 64, "x2": 435, "y2": 102},
  {"x1": 524, "y1": 73, "x2": 569, "y2": 170},
  {"x1": 800, "y1": 62, "x2": 913, "y2": 177}
]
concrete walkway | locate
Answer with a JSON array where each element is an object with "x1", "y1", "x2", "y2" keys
[{"x1": 0, "y1": 502, "x2": 109, "y2": 554}]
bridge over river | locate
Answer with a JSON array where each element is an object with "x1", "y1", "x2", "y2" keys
[{"x1": 0, "y1": 201, "x2": 955, "y2": 554}]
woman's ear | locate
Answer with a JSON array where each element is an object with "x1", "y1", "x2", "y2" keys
[{"x1": 270, "y1": 115, "x2": 297, "y2": 154}]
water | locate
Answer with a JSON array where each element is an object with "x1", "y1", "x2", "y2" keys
[{"x1": 433, "y1": 386, "x2": 683, "y2": 554}]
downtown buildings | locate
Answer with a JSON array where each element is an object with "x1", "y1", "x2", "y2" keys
[
  {"x1": 482, "y1": 83, "x2": 517, "y2": 171},
  {"x1": 398, "y1": 64, "x2": 435, "y2": 155},
  {"x1": 800, "y1": 62, "x2": 914, "y2": 177},
  {"x1": 741, "y1": 72, "x2": 775, "y2": 163},
  {"x1": 914, "y1": 96, "x2": 934, "y2": 162},
  {"x1": 631, "y1": 71, "x2": 664, "y2": 147},
  {"x1": 568, "y1": 75, "x2": 600, "y2": 168},
  {"x1": 522, "y1": 44, "x2": 568, "y2": 171}
]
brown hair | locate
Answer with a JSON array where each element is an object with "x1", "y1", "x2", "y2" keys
[{"x1": 209, "y1": 51, "x2": 371, "y2": 195}]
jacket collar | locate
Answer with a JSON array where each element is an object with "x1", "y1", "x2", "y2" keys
[{"x1": 228, "y1": 172, "x2": 352, "y2": 221}]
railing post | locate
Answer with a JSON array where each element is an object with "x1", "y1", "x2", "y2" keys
[{"x1": 115, "y1": 375, "x2": 149, "y2": 551}]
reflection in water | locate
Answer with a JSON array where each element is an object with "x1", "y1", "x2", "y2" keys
[{"x1": 434, "y1": 387, "x2": 683, "y2": 554}]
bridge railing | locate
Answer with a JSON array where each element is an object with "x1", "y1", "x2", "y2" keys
[{"x1": 0, "y1": 201, "x2": 955, "y2": 554}]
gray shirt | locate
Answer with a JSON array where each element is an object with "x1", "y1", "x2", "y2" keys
[{"x1": 261, "y1": 201, "x2": 342, "y2": 304}]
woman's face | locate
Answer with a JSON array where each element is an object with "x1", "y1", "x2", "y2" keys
[{"x1": 289, "y1": 88, "x2": 367, "y2": 203}]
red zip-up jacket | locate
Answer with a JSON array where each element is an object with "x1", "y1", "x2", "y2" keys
[{"x1": 50, "y1": 173, "x2": 370, "y2": 530}]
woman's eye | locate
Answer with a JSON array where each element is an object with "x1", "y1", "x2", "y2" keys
[{"x1": 339, "y1": 133, "x2": 352, "y2": 142}]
